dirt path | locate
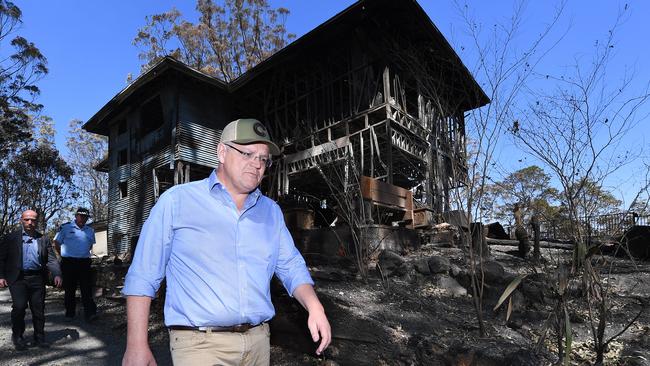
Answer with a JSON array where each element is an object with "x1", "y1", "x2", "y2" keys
[{"x1": 0, "y1": 288, "x2": 172, "y2": 366}]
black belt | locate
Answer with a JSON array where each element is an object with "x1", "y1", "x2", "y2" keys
[
  {"x1": 22, "y1": 269, "x2": 42, "y2": 276},
  {"x1": 168, "y1": 323, "x2": 263, "y2": 333}
]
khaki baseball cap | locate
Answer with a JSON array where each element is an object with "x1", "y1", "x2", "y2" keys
[{"x1": 220, "y1": 118, "x2": 280, "y2": 156}]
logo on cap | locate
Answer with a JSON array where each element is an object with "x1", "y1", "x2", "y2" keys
[
  {"x1": 253, "y1": 122, "x2": 267, "y2": 137},
  {"x1": 75, "y1": 207, "x2": 90, "y2": 216}
]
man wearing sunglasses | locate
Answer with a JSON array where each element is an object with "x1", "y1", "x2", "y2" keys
[{"x1": 123, "y1": 118, "x2": 331, "y2": 365}]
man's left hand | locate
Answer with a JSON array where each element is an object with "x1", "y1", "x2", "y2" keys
[
  {"x1": 293, "y1": 284, "x2": 332, "y2": 355},
  {"x1": 53, "y1": 276, "x2": 62, "y2": 288},
  {"x1": 307, "y1": 309, "x2": 331, "y2": 356}
]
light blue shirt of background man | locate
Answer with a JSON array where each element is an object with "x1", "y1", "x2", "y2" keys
[
  {"x1": 53, "y1": 208, "x2": 98, "y2": 322},
  {"x1": 22, "y1": 233, "x2": 40, "y2": 270},
  {"x1": 54, "y1": 221, "x2": 95, "y2": 258}
]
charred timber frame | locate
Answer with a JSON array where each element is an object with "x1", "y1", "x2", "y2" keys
[{"x1": 239, "y1": 61, "x2": 467, "y2": 215}]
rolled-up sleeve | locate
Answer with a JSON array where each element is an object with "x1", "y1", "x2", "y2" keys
[
  {"x1": 273, "y1": 208, "x2": 314, "y2": 296},
  {"x1": 122, "y1": 189, "x2": 175, "y2": 298}
]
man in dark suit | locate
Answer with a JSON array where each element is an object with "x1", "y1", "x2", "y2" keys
[{"x1": 0, "y1": 210, "x2": 62, "y2": 350}]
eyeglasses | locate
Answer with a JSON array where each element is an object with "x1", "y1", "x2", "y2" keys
[{"x1": 225, "y1": 144, "x2": 273, "y2": 168}]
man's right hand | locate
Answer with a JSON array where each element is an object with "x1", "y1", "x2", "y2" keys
[
  {"x1": 123, "y1": 296, "x2": 156, "y2": 365},
  {"x1": 122, "y1": 345, "x2": 157, "y2": 366},
  {"x1": 0, "y1": 278, "x2": 7, "y2": 288}
]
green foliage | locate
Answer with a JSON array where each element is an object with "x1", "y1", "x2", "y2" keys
[
  {"x1": 5, "y1": 144, "x2": 76, "y2": 232},
  {"x1": 484, "y1": 165, "x2": 560, "y2": 223},
  {"x1": 0, "y1": 153, "x2": 21, "y2": 236},
  {"x1": 31, "y1": 115, "x2": 56, "y2": 146},
  {"x1": 0, "y1": 1, "x2": 48, "y2": 156},
  {"x1": 133, "y1": 0, "x2": 294, "y2": 82},
  {"x1": 569, "y1": 179, "x2": 622, "y2": 218},
  {"x1": 66, "y1": 119, "x2": 108, "y2": 220}
]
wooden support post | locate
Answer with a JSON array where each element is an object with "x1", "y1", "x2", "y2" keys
[
  {"x1": 382, "y1": 66, "x2": 391, "y2": 106},
  {"x1": 386, "y1": 119, "x2": 393, "y2": 184},
  {"x1": 370, "y1": 126, "x2": 374, "y2": 178},
  {"x1": 174, "y1": 161, "x2": 184, "y2": 185},
  {"x1": 153, "y1": 168, "x2": 159, "y2": 201},
  {"x1": 360, "y1": 130, "x2": 364, "y2": 175}
]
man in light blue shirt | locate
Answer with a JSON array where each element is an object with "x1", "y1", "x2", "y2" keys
[
  {"x1": 54, "y1": 207, "x2": 97, "y2": 322},
  {"x1": 122, "y1": 119, "x2": 331, "y2": 365}
]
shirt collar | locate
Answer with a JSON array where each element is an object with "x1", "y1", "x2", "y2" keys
[
  {"x1": 22, "y1": 231, "x2": 35, "y2": 241},
  {"x1": 208, "y1": 170, "x2": 262, "y2": 206},
  {"x1": 72, "y1": 221, "x2": 89, "y2": 230}
]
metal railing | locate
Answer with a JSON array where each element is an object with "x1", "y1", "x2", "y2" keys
[{"x1": 539, "y1": 212, "x2": 650, "y2": 242}]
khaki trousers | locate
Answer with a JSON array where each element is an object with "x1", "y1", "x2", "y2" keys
[{"x1": 169, "y1": 323, "x2": 270, "y2": 366}]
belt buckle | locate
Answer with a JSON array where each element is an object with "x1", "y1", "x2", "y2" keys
[{"x1": 232, "y1": 324, "x2": 249, "y2": 333}]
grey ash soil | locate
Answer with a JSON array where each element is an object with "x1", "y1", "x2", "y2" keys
[{"x1": 1, "y1": 243, "x2": 649, "y2": 365}]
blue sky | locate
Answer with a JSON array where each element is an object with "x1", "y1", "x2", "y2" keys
[{"x1": 13, "y1": 0, "x2": 650, "y2": 206}]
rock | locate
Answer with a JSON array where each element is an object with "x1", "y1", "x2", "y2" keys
[
  {"x1": 619, "y1": 225, "x2": 650, "y2": 260},
  {"x1": 507, "y1": 318, "x2": 523, "y2": 329},
  {"x1": 427, "y1": 256, "x2": 450, "y2": 274},
  {"x1": 434, "y1": 274, "x2": 467, "y2": 297},
  {"x1": 504, "y1": 349, "x2": 544, "y2": 366},
  {"x1": 376, "y1": 250, "x2": 407, "y2": 277},
  {"x1": 482, "y1": 260, "x2": 506, "y2": 284},
  {"x1": 482, "y1": 283, "x2": 505, "y2": 304},
  {"x1": 414, "y1": 259, "x2": 431, "y2": 274},
  {"x1": 450, "y1": 264, "x2": 461, "y2": 277},
  {"x1": 519, "y1": 273, "x2": 549, "y2": 304},
  {"x1": 446, "y1": 341, "x2": 547, "y2": 366}
]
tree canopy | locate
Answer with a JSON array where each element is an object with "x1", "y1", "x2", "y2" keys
[
  {"x1": 133, "y1": 0, "x2": 293, "y2": 82},
  {"x1": 485, "y1": 165, "x2": 560, "y2": 224},
  {"x1": 0, "y1": 1, "x2": 48, "y2": 156},
  {"x1": 67, "y1": 119, "x2": 108, "y2": 221}
]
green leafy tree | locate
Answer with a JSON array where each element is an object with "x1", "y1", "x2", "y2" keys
[
  {"x1": 0, "y1": 157, "x2": 20, "y2": 236},
  {"x1": 9, "y1": 144, "x2": 76, "y2": 231},
  {"x1": 486, "y1": 165, "x2": 560, "y2": 224},
  {"x1": 31, "y1": 115, "x2": 56, "y2": 146},
  {"x1": 67, "y1": 119, "x2": 108, "y2": 221},
  {"x1": 566, "y1": 178, "x2": 621, "y2": 219},
  {"x1": 0, "y1": 1, "x2": 48, "y2": 156},
  {"x1": 133, "y1": 0, "x2": 294, "y2": 82},
  {"x1": 0, "y1": 114, "x2": 55, "y2": 235}
]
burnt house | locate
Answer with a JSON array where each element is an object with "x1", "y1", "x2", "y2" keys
[{"x1": 84, "y1": 0, "x2": 488, "y2": 256}]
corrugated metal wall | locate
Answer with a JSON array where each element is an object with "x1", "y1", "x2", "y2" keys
[
  {"x1": 108, "y1": 123, "x2": 222, "y2": 257},
  {"x1": 107, "y1": 119, "x2": 132, "y2": 255},
  {"x1": 176, "y1": 120, "x2": 221, "y2": 169}
]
